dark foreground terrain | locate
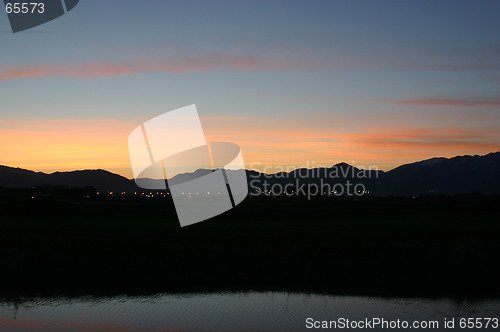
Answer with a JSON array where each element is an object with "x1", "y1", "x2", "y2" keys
[{"x1": 0, "y1": 194, "x2": 499, "y2": 299}]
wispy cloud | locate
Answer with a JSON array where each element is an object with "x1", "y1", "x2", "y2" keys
[
  {"x1": 0, "y1": 56, "x2": 327, "y2": 82},
  {"x1": 342, "y1": 127, "x2": 500, "y2": 149},
  {"x1": 3, "y1": 43, "x2": 500, "y2": 82},
  {"x1": 204, "y1": 114, "x2": 500, "y2": 170},
  {"x1": 2, "y1": 116, "x2": 498, "y2": 177},
  {"x1": 374, "y1": 98, "x2": 500, "y2": 107}
]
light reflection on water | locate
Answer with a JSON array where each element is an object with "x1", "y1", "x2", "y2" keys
[{"x1": 0, "y1": 292, "x2": 499, "y2": 331}]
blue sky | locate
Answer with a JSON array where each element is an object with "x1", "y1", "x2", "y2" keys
[{"x1": 1, "y1": 0, "x2": 499, "y2": 175}]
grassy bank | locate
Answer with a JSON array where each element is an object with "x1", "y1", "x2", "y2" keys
[{"x1": 0, "y1": 195, "x2": 499, "y2": 299}]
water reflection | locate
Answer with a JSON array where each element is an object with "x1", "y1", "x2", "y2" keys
[{"x1": 1, "y1": 292, "x2": 499, "y2": 331}]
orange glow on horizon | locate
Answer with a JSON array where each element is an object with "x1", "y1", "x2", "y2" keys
[{"x1": 1, "y1": 117, "x2": 499, "y2": 178}]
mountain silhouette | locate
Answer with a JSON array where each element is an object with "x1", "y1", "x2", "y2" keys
[
  {"x1": 1, "y1": 152, "x2": 499, "y2": 195},
  {"x1": 0, "y1": 166, "x2": 136, "y2": 192},
  {"x1": 376, "y1": 152, "x2": 500, "y2": 195}
]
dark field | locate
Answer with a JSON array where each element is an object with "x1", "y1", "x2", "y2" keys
[{"x1": 0, "y1": 194, "x2": 499, "y2": 299}]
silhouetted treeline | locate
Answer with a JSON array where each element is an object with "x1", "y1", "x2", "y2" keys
[{"x1": 1, "y1": 194, "x2": 500, "y2": 299}]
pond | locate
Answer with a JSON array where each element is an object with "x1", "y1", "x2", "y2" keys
[{"x1": 1, "y1": 292, "x2": 499, "y2": 331}]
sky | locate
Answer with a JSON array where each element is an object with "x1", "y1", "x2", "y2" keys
[{"x1": 1, "y1": 0, "x2": 499, "y2": 178}]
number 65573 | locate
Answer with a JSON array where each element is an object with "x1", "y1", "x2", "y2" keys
[{"x1": 5, "y1": 2, "x2": 45, "y2": 14}]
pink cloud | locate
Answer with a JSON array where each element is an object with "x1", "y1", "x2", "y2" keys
[
  {"x1": 340, "y1": 126, "x2": 500, "y2": 150},
  {"x1": 375, "y1": 98, "x2": 500, "y2": 107},
  {"x1": 3, "y1": 52, "x2": 499, "y2": 82},
  {"x1": 0, "y1": 56, "x2": 327, "y2": 82}
]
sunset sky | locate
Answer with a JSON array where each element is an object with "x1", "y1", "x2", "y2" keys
[{"x1": 1, "y1": 0, "x2": 499, "y2": 178}]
